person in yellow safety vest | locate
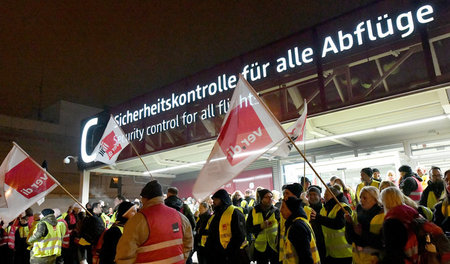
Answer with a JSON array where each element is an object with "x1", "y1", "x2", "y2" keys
[
  {"x1": 98, "y1": 201, "x2": 136, "y2": 264},
  {"x1": 279, "y1": 182, "x2": 307, "y2": 262},
  {"x1": 355, "y1": 168, "x2": 381, "y2": 206},
  {"x1": 246, "y1": 189, "x2": 279, "y2": 264},
  {"x1": 203, "y1": 189, "x2": 246, "y2": 264},
  {"x1": 232, "y1": 190, "x2": 248, "y2": 215},
  {"x1": 307, "y1": 185, "x2": 326, "y2": 262},
  {"x1": 28, "y1": 209, "x2": 65, "y2": 264},
  {"x1": 310, "y1": 185, "x2": 353, "y2": 264},
  {"x1": 345, "y1": 186, "x2": 384, "y2": 264},
  {"x1": 115, "y1": 180, "x2": 193, "y2": 264},
  {"x1": 419, "y1": 166, "x2": 446, "y2": 210},
  {"x1": 243, "y1": 189, "x2": 256, "y2": 210},
  {"x1": 280, "y1": 197, "x2": 320, "y2": 264},
  {"x1": 417, "y1": 167, "x2": 429, "y2": 190},
  {"x1": 194, "y1": 202, "x2": 212, "y2": 264},
  {"x1": 433, "y1": 169, "x2": 450, "y2": 233}
]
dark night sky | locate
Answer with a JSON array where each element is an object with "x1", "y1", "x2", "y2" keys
[{"x1": 0, "y1": 1, "x2": 376, "y2": 119}]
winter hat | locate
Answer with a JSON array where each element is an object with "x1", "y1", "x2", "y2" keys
[
  {"x1": 212, "y1": 189, "x2": 231, "y2": 206},
  {"x1": 372, "y1": 168, "x2": 380, "y2": 173},
  {"x1": 284, "y1": 197, "x2": 302, "y2": 214},
  {"x1": 300, "y1": 177, "x2": 311, "y2": 184},
  {"x1": 140, "y1": 180, "x2": 163, "y2": 199},
  {"x1": 398, "y1": 165, "x2": 413, "y2": 174},
  {"x1": 117, "y1": 201, "x2": 135, "y2": 221},
  {"x1": 257, "y1": 189, "x2": 272, "y2": 202},
  {"x1": 282, "y1": 183, "x2": 303, "y2": 198},
  {"x1": 307, "y1": 185, "x2": 322, "y2": 195},
  {"x1": 41, "y1": 209, "x2": 54, "y2": 217},
  {"x1": 360, "y1": 168, "x2": 373, "y2": 177}
]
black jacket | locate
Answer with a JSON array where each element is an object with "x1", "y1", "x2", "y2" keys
[
  {"x1": 419, "y1": 180, "x2": 445, "y2": 207},
  {"x1": 165, "y1": 196, "x2": 196, "y2": 229},
  {"x1": 400, "y1": 173, "x2": 422, "y2": 196},
  {"x1": 285, "y1": 207, "x2": 314, "y2": 264},
  {"x1": 345, "y1": 204, "x2": 383, "y2": 249},
  {"x1": 80, "y1": 213, "x2": 105, "y2": 245}
]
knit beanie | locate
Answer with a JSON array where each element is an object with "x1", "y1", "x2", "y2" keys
[
  {"x1": 140, "y1": 180, "x2": 163, "y2": 199},
  {"x1": 328, "y1": 185, "x2": 342, "y2": 197},
  {"x1": 282, "y1": 183, "x2": 303, "y2": 198},
  {"x1": 284, "y1": 197, "x2": 302, "y2": 214},
  {"x1": 361, "y1": 167, "x2": 373, "y2": 177},
  {"x1": 257, "y1": 189, "x2": 272, "y2": 202},
  {"x1": 398, "y1": 165, "x2": 413, "y2": 174},
  {"x1": 307, "y1": 185, "x2": 322, "y2": 195},
  {"x1": 41, "y1": 208, "x2": 54, "y2": 217}
]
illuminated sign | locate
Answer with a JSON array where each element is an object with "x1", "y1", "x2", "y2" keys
[{"x1": 80, "y1": 3, "x2": 438, "y2": 164}]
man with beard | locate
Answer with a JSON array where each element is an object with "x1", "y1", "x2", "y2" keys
[
  {"x1": 307, "y1": 185, "x2": 326, "y2": 262},
  {"x1": 419, "y1": 166, "x2": 446, "y2": 210},
  {"x1": 246, "y1": 189, "x2": 279, "y2": 264},
  {"x1": 204, "y1": 189, "x2": 246, "y2": 264}
]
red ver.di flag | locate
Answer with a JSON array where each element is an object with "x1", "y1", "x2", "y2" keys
[
  {"x1": 0, "y1": 143, "x2": 57, "y2": 224},
  {"x1": 272, "y1": 99, "x2": 307, "y2": 157},
  {"x1": 94, "y1": 116, "x2": 129, "y2": 164},
  {"x1": 193, "y1": 75, "x2": 286, "y2": 200}
]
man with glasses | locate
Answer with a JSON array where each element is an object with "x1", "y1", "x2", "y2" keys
[
  {"x1": 246, "y1": 189, "x2": 280, "y2": 264},
  {"x1": 420, "y1": 166, "x2": 446, "y2": 210}
]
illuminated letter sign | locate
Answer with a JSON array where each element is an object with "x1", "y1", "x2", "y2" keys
[{"x1": 81, "y1": 117, "x2": 98, "y2": 163}]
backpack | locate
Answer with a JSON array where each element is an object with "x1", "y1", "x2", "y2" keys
[{"x1": 410, "y1": 217, "x2": 450, "y2": 264}]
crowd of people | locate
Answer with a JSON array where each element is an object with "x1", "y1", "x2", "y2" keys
[{"x1": 1, "y1": 165, "x2": 450, "y2": 264}]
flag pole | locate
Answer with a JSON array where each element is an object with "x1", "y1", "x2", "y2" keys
[
  {"x1": 303, "y1": 139, "x2": 306, "y2": 192},
  {"x1": 240, "y1": 76, "x2": 346, "y2": 212},
  {"x1": 12, "y1": 142, "x2": 93, "y2": 216},
  {"x1": 110, "y1": 115, "x2": 154, "y2": 181}
]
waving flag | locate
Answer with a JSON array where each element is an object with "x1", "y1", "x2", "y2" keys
[
  {"x1": 272, "y1": 99, "x2": 307, "y2": 157},
  {"x1": 94, "y1": 116, "x2": 129, "y2": 164},
  {"x1": 193, "y1": 76, "x2": 286, "y2": 200},
  {"x1": 0, "y1": 143, "x2": 57, "y2": 224}
]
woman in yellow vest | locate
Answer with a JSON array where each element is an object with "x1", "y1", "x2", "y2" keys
[
  {"x1": 246, "y1": 189, "x2": 279, "y2": 264},
  {"x1": 280, "y1": 196, "x2": 320, "y2": 264},
  {"x1": 345, "y1": 186, "x2": 384, "y2": 264},
  {"x1": 311, "y1": 184, "x2": 352, "y2": 264}
]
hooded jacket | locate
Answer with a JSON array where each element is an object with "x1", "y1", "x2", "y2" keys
[
  {"x1": 164, "y1": 195, "x2": 196, "y2": 229},
  {"x1": 285, "y1": 206, "x2": 315, "y2": 264},
  {"x1": 28, "y1": 214, "x2": 58, "y2": 244},
  {"x1": 205, "y1": 189, "x2": 245, "y2": 261}
]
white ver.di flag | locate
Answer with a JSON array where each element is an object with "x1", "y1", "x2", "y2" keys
[
  {"x1": 272, "y1": 99, "x2": 307, "y2": 157},
  {"x1": 0, "y1": 143, "x2": 57, "y2": 224},
  {"x1": 94, "y1": 116, "x2": 129, "y2": 164},
  {"x1": 193, "y1": 75, "x2": 287, "y2": 200}
]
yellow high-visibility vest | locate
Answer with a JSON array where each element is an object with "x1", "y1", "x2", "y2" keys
[
  {"x1": 283, "y1": 217, "x2": 320, "y2": 264},
  {"x1": 252, "y1": 208, "x2": 278, "y2": 252},
  {"x1": 31, "y1": 221, "x2": 64, "y2": 257},
  {"x1": 320, "y1": 203, "x2": 352, "y2": 258},
  {"x1": 201, "y1": 205, "x2": 235, "y2": 249}
]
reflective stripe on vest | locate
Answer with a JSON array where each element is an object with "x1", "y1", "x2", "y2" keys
[
  {"x1": 135, "y1": 204, "x2": 184, "y2": 264},
  {"x1": 252, "y1": 208, "x2": 278, "y2": 253},
  {"x1": 32, "y1": 221, "x2": 64, "y2": 257},
  {"x1": 201, "y1": 205, "x2": 235, "y2": 249},
  {"x1": 7, "y1": 225, "x2": 17, "y2": 249},
  {"x1": 283, "y1": 217, "x2": 320, "y2": 264},
  {"x1": 19, "y1": 226, "x2": 30, "y2": 238},
  {"x1": 56, "y1": 219, "x2": 69, "y2": 248},
  {"x1": 320, "y1": 203, "x2": 352, "y2": 258},
  {"x1": 409, "y1": 177, "x2": 423, "y2": 202}
]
